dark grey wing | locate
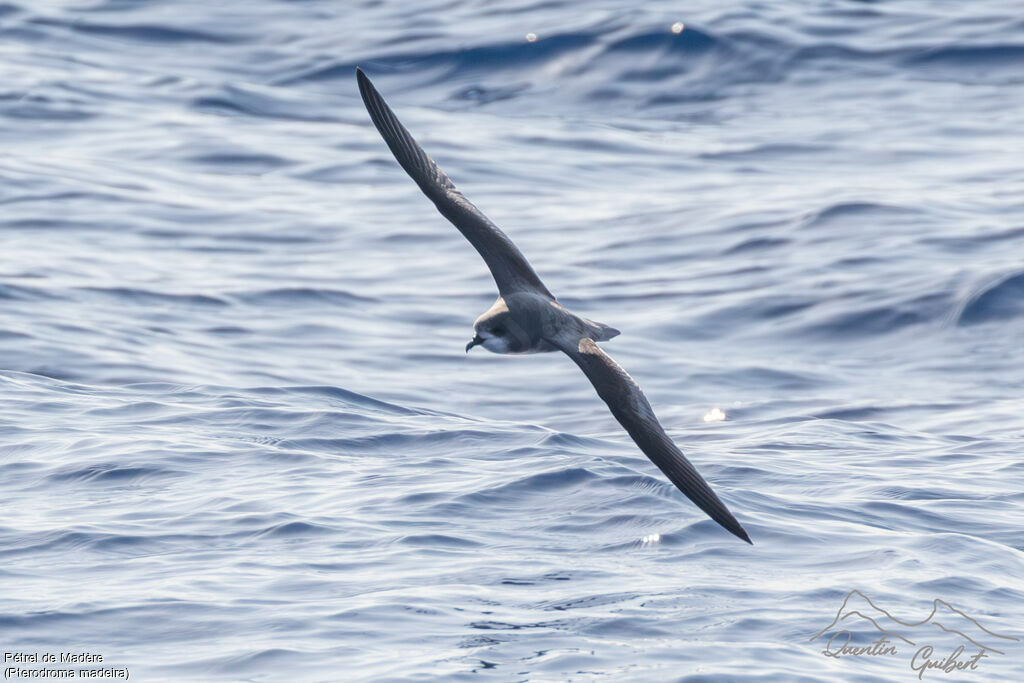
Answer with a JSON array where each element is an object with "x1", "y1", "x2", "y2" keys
[
  {"x1": 356, "y1": 68, "x2": 553, "y2": 299},
  {"x1": 553, "y1": 336, "x2": 751, "y2": 544}
]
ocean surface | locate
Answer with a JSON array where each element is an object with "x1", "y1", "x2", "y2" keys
[{"x1": 2, "y1": 0, "x2": 1023, "y2": 680}]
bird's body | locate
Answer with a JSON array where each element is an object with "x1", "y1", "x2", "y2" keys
[
  {"x1": 356, "y1": 67, "x2": 751, "y2": 544},
  {"x1": 469, "y1": 293, "x2": 619, "y2": 355}
]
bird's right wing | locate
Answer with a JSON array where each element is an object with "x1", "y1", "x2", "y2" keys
[
  {"x1": 552, "y1": 336, "x2": 751, "y2": 543},
  {"x1": 357, "y1": 68, "x2": 553, "y2": 300}
]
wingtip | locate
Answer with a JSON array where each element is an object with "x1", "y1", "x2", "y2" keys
[
  {"x1": 731, "y1": 523, "x2": 753, "y2": 545},
  {"x1": 355, "y1": 67, "x2": 376, "y2": 111},
  {"x1": 720, "y1": 518, "x2": 753, "y2": 544},
  {"x1": 711, "y1": 505, "x2": 752, "y2": 544},
  {"x1": 355, "y1": 66, "x2": 375, "y2": 96}
]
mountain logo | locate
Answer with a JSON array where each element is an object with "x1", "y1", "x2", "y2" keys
[{"x1": 809, "y1": 590, "x2": 1017, "y2": 678}]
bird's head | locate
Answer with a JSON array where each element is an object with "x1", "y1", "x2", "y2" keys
[
  {"x1": 466, "y1": 297, "x2": 536, "y2": 354},
  {"x1": 466, "y1": 313, "x2": 515, "y2": 354}
]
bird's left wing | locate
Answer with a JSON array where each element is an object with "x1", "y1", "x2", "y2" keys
[
  {"x1": 356, "y1": 68, "x2": 553, "y2": 299},
  {"x1": 551, "y1": 336, "x2": 751, "y2": 543}
]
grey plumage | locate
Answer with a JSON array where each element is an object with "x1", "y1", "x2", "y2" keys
[{"x1": 356, "y1": 67, "x2": 751, "y2": 544}]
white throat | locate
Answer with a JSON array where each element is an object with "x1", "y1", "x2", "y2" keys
[{"x1": 480, "y1": 334, "x2": 512, "y2": 354}]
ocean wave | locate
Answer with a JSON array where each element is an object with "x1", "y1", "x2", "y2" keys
[
  {"x1": 956, "y1": 271, "x2": 1024, "y2": 325},
  {"x1": 28, "y1": 16, "x2": 247, "y2": 45},
  {"x1": 78, "y1": 287, "x2": 230, "y2": 307},
  {"x1": 229, "y1": 287, "x2": 376, "y2": 307}
]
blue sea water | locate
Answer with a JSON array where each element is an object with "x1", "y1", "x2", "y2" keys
[{"x1": 2, "y1": 0, "x2": 1023, "y2": 680}]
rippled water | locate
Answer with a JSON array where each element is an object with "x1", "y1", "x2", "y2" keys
[{"x1": 2, "y1": 0, "x2": 1023, "y2": 680}]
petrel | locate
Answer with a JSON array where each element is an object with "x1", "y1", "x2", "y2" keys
[{"x1": 356, "y1": 68, "x2": 751, "y2": 544}]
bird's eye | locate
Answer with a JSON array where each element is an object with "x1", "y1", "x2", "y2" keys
[{"x1": 492, "y1": 325, "x2": 506, "y2": 335}]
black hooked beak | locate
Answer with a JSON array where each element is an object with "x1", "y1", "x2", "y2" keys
[{"x1": 465, "y1": 335, "x2": 483, "y2": 353}]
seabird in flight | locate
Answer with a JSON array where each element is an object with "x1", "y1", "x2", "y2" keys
[{"x1": 356, "y1": 67, "x2": 751, "y2": 544}]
